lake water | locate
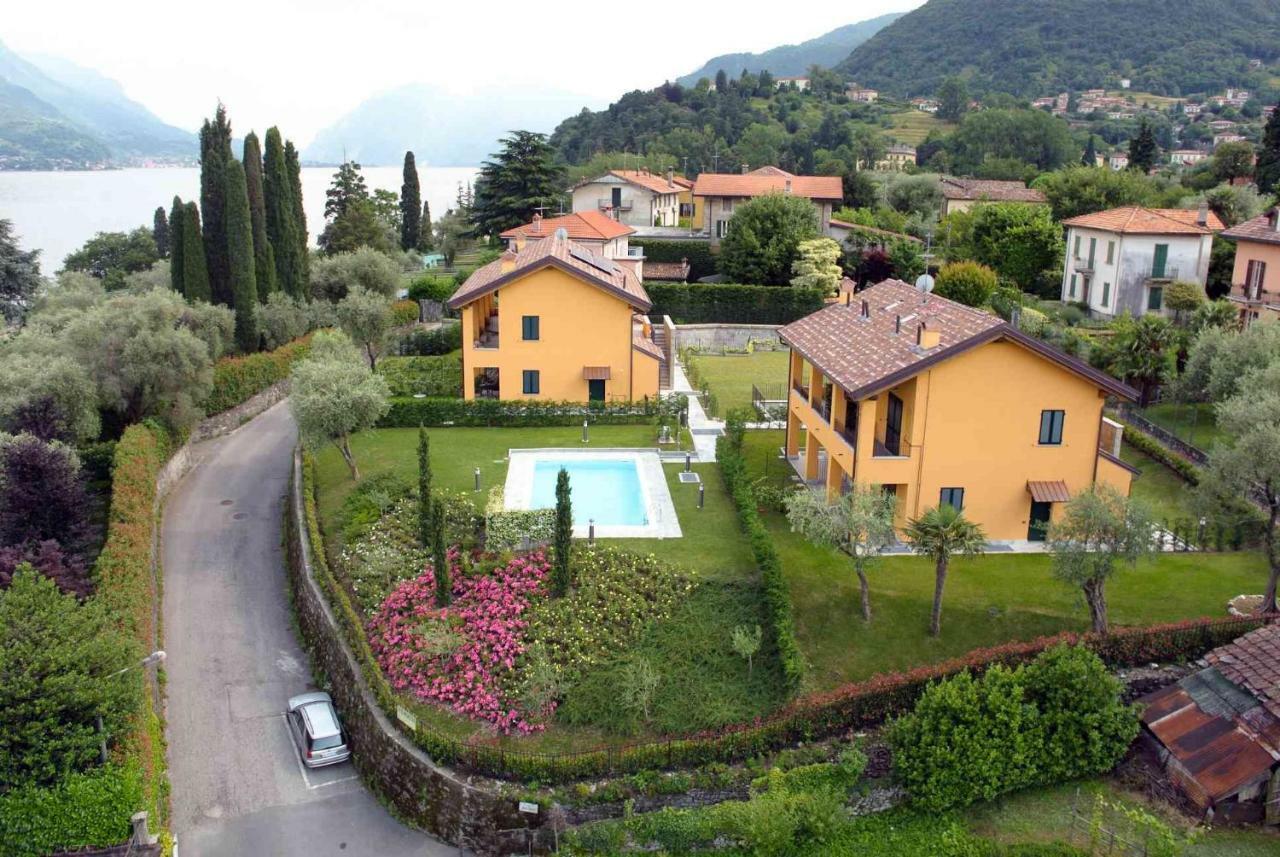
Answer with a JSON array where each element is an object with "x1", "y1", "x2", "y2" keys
[{"x1": 0, "y1": 165, "x2": 479, "y2": 269}]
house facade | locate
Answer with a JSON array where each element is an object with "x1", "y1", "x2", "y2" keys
[
  {"x1": 779, "y1": 280, "x2": 1137, "y2": 542},
  {"x1": 876, "y1": 144, "x2": 917, "y2": 171},
  {"x1": 938, "y1": 178, "x2": 1047, "y2": 217},
  {"x1": 448, "y1": 235, "x2": 664, "y2": 402},
  {"x1": 1223, "y1": 209, "x2": 1280, "y2": 326},
  {"x1": 1059, "y1": 207, "x2": 1223, "y2": 319},
  {"x1": 570, "y1": 169, "x2": 682, "y2": 229},
  {"x1": 693, "y1": 167, "x2": 842, "y2": 243}
]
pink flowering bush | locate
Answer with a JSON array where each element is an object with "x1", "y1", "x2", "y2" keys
[{"x1": 368, "y1": 548, "x2": 550, "y2": 734}]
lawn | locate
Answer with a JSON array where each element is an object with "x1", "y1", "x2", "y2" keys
[
  {"x1": 686, "y1": 350, "x2": 791, "y2": 418},
  {"x1": 1122, "y1": 442, "x2": 1200, "y2": 523},
  {"x1": 885, "y1": 109, "x2": 955, "y2": 145},
  {"x1": 741, "y1": 430, "x2": 1271, "y2": 691},
  {"x1": 1139, "y1": 402, "x2": 1225, "y2": 451}
]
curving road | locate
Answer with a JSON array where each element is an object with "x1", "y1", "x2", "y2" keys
[{"x1": 162, "y1": 402, "x2": 453, "y2": 856}]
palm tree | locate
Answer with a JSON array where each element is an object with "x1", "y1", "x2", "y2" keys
[{"x1": 904, "y1": 505, "x2": 987, "y2": 637}]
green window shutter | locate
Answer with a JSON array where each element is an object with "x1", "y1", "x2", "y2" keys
[
  {"x1": 1102, "y1": 281, "x2": 1111, "y2": 307},
  {"x1": 1106, "y1": 241, "x2": 1115, "y2": 264},
  {"x1": 1152, "y1": 244, "x2": 1168, "y2": 278},
  {"x1": 1148, "y1": 287, "x2": 1163, "y2": 311},
  {"x1": 1073, "y1": 235, "x2": 1081, "y2": 257},
  {"x1": 1088, "y1": 237, "x2": 1096, "y2": 268},
  {"x1": 1069, "y1": 274, "x2": 1077, "y2": 298}
]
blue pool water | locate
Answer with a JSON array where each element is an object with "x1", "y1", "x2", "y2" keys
[{"x1": 530, "y1": 459, "x2": 648, "y2": 526}]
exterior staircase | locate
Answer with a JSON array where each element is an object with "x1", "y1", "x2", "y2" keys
[{"x1": 652, "y1": 324, "x2": 671, "y2": 391}]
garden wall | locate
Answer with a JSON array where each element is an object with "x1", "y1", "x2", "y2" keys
[{"x1": 674, "y1": 323, "x2": 783, "y2": 352}]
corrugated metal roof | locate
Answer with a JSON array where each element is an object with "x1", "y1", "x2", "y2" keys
[{"x1": 1027, "y1": 480, "x2": 1071, "y2": 503}]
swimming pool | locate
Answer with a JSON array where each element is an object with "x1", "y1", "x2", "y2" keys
[{"x1": 504, "y1": 449, "x2": 682, "y2": 538}]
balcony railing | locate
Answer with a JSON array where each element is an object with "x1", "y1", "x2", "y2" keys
[
  {"x1": 598, "y1": 198, "x2": 633, "y2": 211},
  {"x1": 836, "y1": 423, "x2": 857, "y2": 450},
  {"x1": 793, "y1": 382, "x2": 810, "y2": 401},
  {"x1": 1148, "y1": 265, "x2": 1180, "y2": 281}
]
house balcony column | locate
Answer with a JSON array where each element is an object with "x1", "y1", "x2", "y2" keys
[
  {"x1": 804, "y1": 429, "x2": 822, "y2": 481},
  {"x1": 786, "y1": 409, "x2": 801, "y2": 458}
]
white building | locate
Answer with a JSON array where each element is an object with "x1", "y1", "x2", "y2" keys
[
  {"x1": 1169, "y1": 149, "x2": 1208, "y2": 166},
  {"x1": 776, "y1": 76, "x2": 810, "y2": 91},
  {"x1": 570, "y1": 169, "x2": 682, "y2": 229},
  {"x1": 1060, "y1": 207, "x2": 1223, "y2": 319},
  {"x1": 1108, "y1": 152, "x2": 1130, "y2": 170}
]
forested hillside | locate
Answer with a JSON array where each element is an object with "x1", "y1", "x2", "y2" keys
[{"x1": 837, "y1": 0, "x2": 1280, "y2": 98}]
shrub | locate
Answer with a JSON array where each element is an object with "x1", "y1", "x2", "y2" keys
[
  {"x1": 377, "y1": 355, "x2": 462, "y2": 398},
  {"x1": 255, "y1": 293, "x2": 311, "y2": 350},
  {"x1": 484, "y1": 489, "x2": 555, "y2": 551},
  {"x1": 202, "y1": 335, "x2": 311, "y2": 415},
  {"x1": 390, "y1": 299, "x2": 420, "y2": 326},
  {"x1": 407, "y1": 274, "x2": 456, "y2": 303},
  {"x1": 0, "y1": 762, "x2": 144, "y2": 857},
  {"x1": 935, "y1": 261, "x2": 998, "y2": 308},
  {"x1": 335, "y1": 472, "x2": 412, "y2": 544},
  {"x1": 393, "y1": 322, "x2": 462, "y2": 356},
  {"x1": 0, "y1": 540, "x2": 91, "y2": 598},
  {"x1": 337, "y1": 499, "x2": 429, "y2": 614},
  {"x1": 646, "y1": 282, "x2": 826, "y2": 324},
  {"x1": 719, "y1": 193, "x2": 821, "y2": 286},
  {"x1": 380, "y1": 395, "x2": 677, "y2": 428},
  {"x1": 0, "y1": 433, "x2": 87, "y2": 548},
  {"x1": 309, "y1": 246, "x2": 401, "y2": 301}
]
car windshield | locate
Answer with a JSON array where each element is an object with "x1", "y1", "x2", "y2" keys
[{"x1": 311, "y1": 733, "x2": 344, "y2": 751}]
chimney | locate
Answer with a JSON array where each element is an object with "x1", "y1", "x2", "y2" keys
[
  {"x1": 741, "y1": 163, "x2": 749, "y2": 174},
  {"x1": 500, "y1": 249, "x2": 518, "y2": 273},
  {"x1": 895, "y1": 314, "x2": 902, "y2": 334},
  {"x1": 916, "y1": 322, "x2": 940, "y2": 350},
  {"x1": 1270, "y1": 208, "x2": 1279, "y2": 232},
  {"x1": 531, "y1": 212, "x2": 543, "y2": 234},
  {"x1": 1196, "y1": 201, "x2": 1209, "y2": 227},
  {"x1": 785, "y1": 178, "x2": 793, "y2": 194},
  {"x1": 860, "y1": 299, "x2": 870, "y2": 319},
  {"x1": 666, "y1": 168, "x2": 674, "y2": 188}
]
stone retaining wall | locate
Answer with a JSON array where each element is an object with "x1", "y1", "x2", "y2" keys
[{"x1": 673, "y1": 323, "x2": 783, "y2": 351}]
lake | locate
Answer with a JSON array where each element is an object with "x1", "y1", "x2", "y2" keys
[{"x1": 0, "y1": 165, "x2": 480, "y2": 269}]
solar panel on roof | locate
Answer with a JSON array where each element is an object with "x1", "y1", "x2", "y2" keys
[{"x1": 569, "y1": 245, "x2": 617, "y2": 275}]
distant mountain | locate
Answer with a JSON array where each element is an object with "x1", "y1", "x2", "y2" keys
[
  {"x1": 0, "y1": 39, "x2": 194, "y2": 168},
  {"x1": 676, "y1": 14, "x2": 905, "y2": 87},
  {"x1": 304, "y1": 84, "x2": 603, "y2": 167},
  {"x1": 837, "y1": 0, "x2": 1280, "y2": 98}
]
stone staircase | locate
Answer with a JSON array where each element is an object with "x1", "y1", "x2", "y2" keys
[{"x1": 652, "y1": 324, "x2": 671, "y2": 391}]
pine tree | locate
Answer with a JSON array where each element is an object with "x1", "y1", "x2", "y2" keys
[
  {"x1": 400, "y1": 152, "x2": 422, "y2": 252},
  {"x1": 199, "y1": 103, "x2": 234, "y2": 306},
  {"x1": 242, "y1": 132, "x2": 277, "y2": 300},
  {"x1": 417, "y1": 427, "x2": 432, "y2": 547},
  {"x1": 1128, "y1": 121, "x2": 1158, "y2": 174},
  {"x1": 552, "y1": 468, "x2": 573, "y2": 597},
  {"x1": 181, "y1": 202, "x2": 211, "y2": 302},
  {"x1": 431, "y1": 499, "x2": 449, "y2": 607},
  {"x1": 1256, "y1": 103, "x2": 1280, "y2": 195},
  {"x1": 1082, "y1": 135, "x2": 1098, "y2": 167},
  {"x1": 262, "y1": 127, "x2": 301, "y2": 298},
  {"x1": 152, "y1": 206, "x2": 170, "y2": 259},
  {"x1": 169, "y1": 196, "x2": 185, "y2": 293},
  {"x1": 470, "y1": 131, "x2": 564, "y2": 237},
  {"x1": 224, "y1": 159, "x2": 259, "y2": 351},
  {"x1": 324, "y1": 161, "x2": 369, "y2": 221},
  {"x1": 285, "y1": 140, "x2": 310, "y2": 294},
  {"x1": 419, "y1": 199, "x2": 433, "y2": 251}
]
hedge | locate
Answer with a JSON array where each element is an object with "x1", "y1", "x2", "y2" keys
[
  {"x1": 202, "y1": 335, "x2": 312, "y2": 415},
  {"x1": 377, "y1": 355, "x2": 462, "y2": 398},
  {"x1": 646, "y1": 283, "x2": 826, "y2": 324},
  {"x1": 390, "y1": 299, "x2": 420, "y2": 327},
  {"x1": 393, "y1": 323, "x2": 462, "y2": 356},
  {"x1": 631, "y1": 238, "x2": 717, "y2": 280},
  {"x1": 379, "y1": 396, "x2": 680, "y2": 428},
  {"x1": 0, "y1": 762, "x2": 144, "y2": 857},
  {"x1": 1118, "y1": 420, "x2": 1201, "y2": 485}
]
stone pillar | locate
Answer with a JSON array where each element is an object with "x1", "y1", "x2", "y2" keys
[{"x1": 131, "y1": 811, "x2": 157, "y2": 845}]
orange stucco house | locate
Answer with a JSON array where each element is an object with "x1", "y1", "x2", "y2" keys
[{"x1": 1223, "y1": 209, "x2": 1280, "y2": 326}]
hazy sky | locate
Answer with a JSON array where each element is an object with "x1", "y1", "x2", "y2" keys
[{"x1": 4, "y1": 0, "x2": 920, "y2": 145}]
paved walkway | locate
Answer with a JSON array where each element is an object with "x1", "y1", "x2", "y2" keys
[
  {"x1": 163, "y1": 402, "x2": 450, "y2": 857},
  {"x1": 671, "y1": 361, "x2": 723, "y2": 462}
]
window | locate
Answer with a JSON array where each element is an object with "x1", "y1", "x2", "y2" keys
[
  {"x1": 1087, "y1": 237, "x2": 1096, "y2": 269},
  {"x1": 1246, "y1": 259, "x2": 1267, "y2": 300},
  {"x1": 1152, "y1": 243, "x2": 1169, "y2": 278},
  {"x1": 1069, "y1": 274, "x2": 1077, "y2": 298},
  {"x1": 940, "y1": 487, "x2": 964, "y2": 510},
  {"x1": 715, "y1": 220, "x2": 730, "y2": 238},
  {"x1": 1148, "y1": 286, "x2": 1163, "y2": 311},
  {"x1": 1101, "y1": 281, "x2": 1111, "y2": 308},
  {"x1": 521, "y1": 315, "x2": 539, "y2": 340},
  {"x1": 522, "y1": 370, "x2": 540, "y2": 395},
  {"x1": 1105, "y1": 241, "x2": 1115, "y2": 264},
  {"x1": 1073, "y1": 235, "x2": 1081, "y2": 259},
  {"x1": 1039, "y1": 410, "x2": 1065, "y2": 445}
]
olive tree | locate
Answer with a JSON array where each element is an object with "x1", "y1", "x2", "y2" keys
[
  {"x1": 1048, "y1": 486, "x2": 1155, "y2": 633},
  {"x1": 0, "y1": 349, "x2": 100, "y2": 442},
  {"x1": 289, "y1": 330, "x2": 390, "y2": 479},
  {"x1": 335, "y1": 286, "x2": 392, "y2": 370},
  {"x1": 785, "y1": 484, "x2": 896, "y2": 622},
  {"x1": 309, "y1": 247, "x2": 401, "y2": 302}
]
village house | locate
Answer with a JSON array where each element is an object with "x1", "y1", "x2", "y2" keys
[
  {"x1": 1223, "y1": 209, "x2": 1280, "y2": 326},
  {"x1": 1170, "y1": 149, "x2": 1208, "y2": 166},
  {"x1": 776, "y1": 76, "x2": 810, "y2": 91},
  {"x1": 1215, "y1": 133, "x2": 1247, "y2": 148},
  {"x1": 693, "y1": 166, "x2": 843, "y2": 242},
  {"x1": 1060, "y1": 206, "x2": 1223, "y2": 320},
  {"x1": 938, "y1": 177, "x2": 1047, "y2": 217},
  {"x1": 570, "y1": 169, "x2": 682, "y2": 229},
  {"x1": 876, "y1": 144, "x2": 918, "y2": 171},
  {"x1": 911, "y1": 97, "x2": 939, "y2": 113},
  {"x1": 846, "y1": 84, "x2": 878, "y2": 103},
  {"x1": 500, "y1": 211, "x2": 636, "y2": 266},
  {"x1": 1183, "y1": 102, "x2": 1205, "y2": 116},
  {"x1": 671, "y1": 174, "x2": 701, "y2": 226},
  {"x1": 779, "y1": 279, "x2": 1137, "y2": 542},
  {"x1": 448, "y1": 233, "x2": 666, "y2": 402},
  {"x1": 1108, "y1": 152, "x2": 1130, "y2": 170}
]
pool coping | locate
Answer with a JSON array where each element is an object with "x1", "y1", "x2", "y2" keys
[{"x1": 503, "y1": 448, "x2": 683, "y2": 539}]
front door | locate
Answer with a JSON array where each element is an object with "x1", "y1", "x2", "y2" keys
[
  {"x1": 1028, "y1": 501, "x2": 1052, "y2": 541},
  {"x1": 588, "y1": 379, "x2": 606, "y2": 402},
  {"x1": 611, "y1": 187, "x2": 622, "y2": 209},
  {"x1": 884, "y1": 393, "x2": 904, "y2": 456}
]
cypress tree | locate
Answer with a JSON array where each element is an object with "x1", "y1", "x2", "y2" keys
[
  {"x1": 199, "y1": 103, "x2": 234, "y2": 306},
  {"x1": 1081, "y1": 135, "x2": 1098, "y2": 167},
  {"x1": 552, "y1": 468, "x2": 572, "y2": 597},
  {"x1": 1256, "y1": 103, "x2": 1280, "y2": 195},
  {"x1": 169, "y1": 196, "x2": 185, "y2": 293},
  {"x1": 400, "y1": 151, "x2": 422, "y2": 251},
  {"x1": 263, "y1": 128, "x2": 300, "y2": 298},
  {"x1": 224, "y1": 158, "x2": 259, "y2": 352},
  {"x1": 419, "y1": 199, "x2": 433, "y2": 251},
  {"x1": 432, "y1": 499, "x2": 449, "y2": 607},
  {"x1": 242, "y1": 132, "x2": 277, "y2": 300},
  {"x1": 181, "y1": 202, "x2": 211, "y2": 302},
  {"x1": 285, "y1": 140, "x2": 310, "y2": 293},
  {"x1": 152, "y1": 206, "x2": 170, "y2": 259},
  {"x1": 417, "y1": 427, "x2": 432, "y2": 547},
  {"x1": 1128, "y1": 121, "x2": 1158, "y2": 174}
]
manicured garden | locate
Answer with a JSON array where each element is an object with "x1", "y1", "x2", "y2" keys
[
  {"x1": 1139, "y1": 401, "x2": 1225, "y2": 451},
  {"x1": 685, "y1": 350, "x2": 791, "y2": 417}
]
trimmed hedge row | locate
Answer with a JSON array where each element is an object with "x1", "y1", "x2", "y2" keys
[
  {"x1": 718, "y1": 422, "x2": 805, "y2": 694},
  {"x1": 646, "y1": 283, "x2": 826, "y2": 324},
  {"x1": 379, "y1": 396, "x2": 679, "y2": 428},
  {"x1": 0, "y1": 762, "x2": 144, "y2": 857},
  {"x1": 392, "y1": 323, "x2": 462, "y2": 356},
  {"x1": 1118, "y1": 420, "x2": 1201, "y2": 485},
  {"x1": 631, "y1": 238, "x2": 717, "y2": 280},
  {"x1": 377, "y1": 355, "x2": 462, "y2": 398},
  {"x1": 202, "y1": 336, "x2": 312, "y2": 415}
]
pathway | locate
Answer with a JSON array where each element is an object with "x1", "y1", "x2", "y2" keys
[{"x1": 671, "y1": 360, "x2": 723, "y2": 462}]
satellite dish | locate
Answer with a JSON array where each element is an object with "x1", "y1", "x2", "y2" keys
[
  {"x1": 553, "y1": 227, "x2": 569, "y2": 241},
  {"x1": 915, "y1": 273, "x2": 935, "y2": 293}
]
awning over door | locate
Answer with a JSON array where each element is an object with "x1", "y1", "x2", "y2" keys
[
  {"x1": 1027, "y1": 480, "x2": 1071, "y2": 503},
  {"x1": 583, "y1": 366, "x2": 612, "y2": 380}
]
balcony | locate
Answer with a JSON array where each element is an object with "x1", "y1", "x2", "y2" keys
[
  {"x1": 1147, "y1": 265, "x2": 1180, "y2": 282},
  {"x1": 836, "y1": 423, "x2": 857, "y2": 451},
  {"x1": 597, "y1": 198, "x2": 633, "y2": 211},
  {"x1": 474, "y1": 310, "x2": 499, "y2": 349},
  {"x1": 792, "y1": 381, "x2": 810, "y2": 401}
]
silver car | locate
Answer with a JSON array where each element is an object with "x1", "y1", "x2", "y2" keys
[{"x1": 286, "y1": 691, "x2": 351, "y2": 768}]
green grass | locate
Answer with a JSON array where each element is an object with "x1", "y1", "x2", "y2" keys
[
  {"x1": 687, "y1": 350, "x2": 791, "y2": 417},
  {"x1": 885, "y1": 109, "x2": 956, "y2": 145},
  {"x1": 1138, "y1": 402, "x2": 1226, "y2": 451},
  {"x1": 741, "y1": 430, "x2": 1270, "y2": 692},
  {"x1": 1122, "y1": 443, "x2": 1199, "y2": 523}
]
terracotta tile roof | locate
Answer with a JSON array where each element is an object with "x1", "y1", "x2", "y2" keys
[
  {"x1": 778, "y1": 279, "x2": 1136, "y2": 402},
  {"x1": 500, "y1": 211, "x2": 633, "y2": 242},
  {"x1": 447, "y1": 236, "x2": 651, "y2": 312},
  {"x1": 692, "y1": 169, "x2": 843, "y2": 201},
  {"x1": 1222, "y1": 211, "x2": 1280, "y2": 246},
  {"x1": 608, "y1": 169, "x2": 681, "y2": 196},
  {"x1": 1206, "y1": 623, "x2": 1280, "y2": 720},
  {"x1": 632, "y1": 334, "x2": 665, "y2": 361},
  {"x1": 940, "y1": 178, "x2": 1047, "y2": 203},
  {"x1": 1062, "y1": 207, "x2": 1225, "y2": 234},
  {"x1": 828, "y1": 219, "x2": 924, "y2": 243},
  {"x1": 642, "y1": 260, "x2": 691, "y2": 281},
  {"x1": 671, "y1": 175, "x2": 695, "y2": 189}
]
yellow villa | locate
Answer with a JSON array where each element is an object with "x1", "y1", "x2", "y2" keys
[
  {"x1": 448, "y1": 233, "x2": 666, "y2": 402},
  {"x1": 779, "y1": 280, "x2": 1139, "y2": 542}
]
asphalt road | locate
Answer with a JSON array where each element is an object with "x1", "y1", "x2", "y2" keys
[{"x1": 162, "y1": 402, "x2": 453, "y2": 856}]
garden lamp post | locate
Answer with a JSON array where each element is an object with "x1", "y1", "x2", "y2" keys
[
  {"x1": 588, "y1": 518, "x2": 595, "y2": 548},
  {"x1": 474, "y1": 467, "x2": 481, "y2": 492},
  {"x1": 98, "y1": 650, "x2": 166, "y2": 763},
  {"x1": 698, "y1": 483, "x2": 705, "y2": 509},
  {"x1": 582, "y1": 419, "x2": 589, "y2": 444},
  {"x1": 684, "y1": 452, "x2": 691, "y2": 473}
]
